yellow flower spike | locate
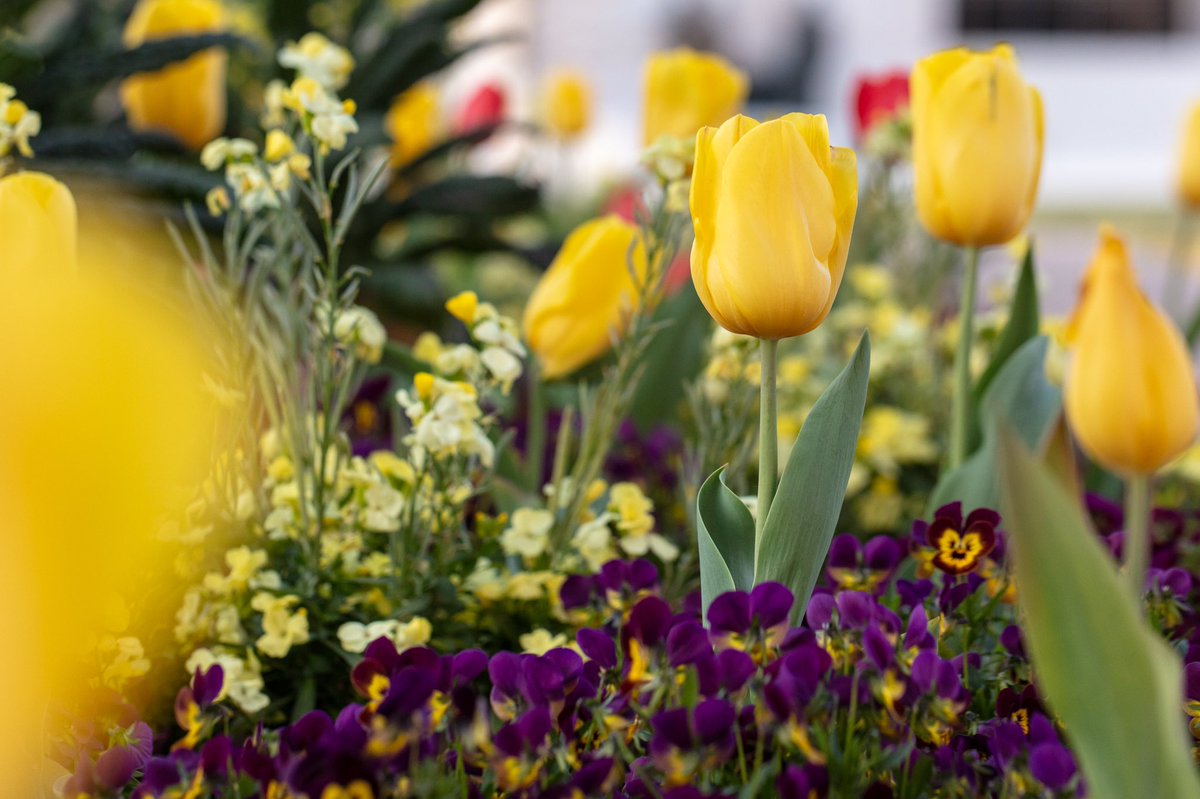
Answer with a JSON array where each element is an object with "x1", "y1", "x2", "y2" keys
[
  {"x1": 1063, "y1": 226, "x2": 1199, "y2": 475},
  {"x1": 0, "y1": 171, "x2": 77, "y2": 276},
  {"x1": 911, "y1": 44, "x2": 1043, "y2": 247},
  {"x1": 689, "y1": 113, "x2": 858, "y2": 340},
  {"x1": 642, "y1": 48, "x2": 748, "y2": 145},
  {"x1": 385, "y1": 83, "x2": 440, "y2": 168},
  {"x1": 263, "y1": 129, "x2": 294, "y2": 162},
  {"x1": 120, "y1": 0, "x2": 228, "y2": 151},
  {"x1": 541, "y1": 71, "x2": 591, "y2": 141},
  {"x1": 522, "y1": 215, "x2": 648, "y2": 380},
  {"x1": 445, "y1": 290, "x2": 479, "y2": 325},
  {"x1": 1177, "y1": 102, "x2": 1200, "y2": 208}
]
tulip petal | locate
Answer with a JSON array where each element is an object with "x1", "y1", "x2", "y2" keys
[
  {"x1": 710, "y1": 116, "x2": 835, "y2": 339},
  {"x1": 1064, "y1": 228, "x2": 1200, "y2": 474}
]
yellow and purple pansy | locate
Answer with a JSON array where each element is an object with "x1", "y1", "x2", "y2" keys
[{"x1": 921, "y1": 502, "x2": 1000, "y2": 575}]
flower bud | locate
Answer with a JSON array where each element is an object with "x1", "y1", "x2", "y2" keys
[
  {"x1": 689, "y1": 113, "x2": 858, "y2": 340},
  {"x1": 522, "y1": 216, "x2": 647, "y2": 379},
  {"x1": 1064, "y1": 226, "x2": 1199, "y2": 475},
  {"x1": 541, "y1": 71, "x2": 591, "y2": 141},
  {"x1": 911, "y1": 45, "x2": 1043, "y2": 247},
  {"x1": 120, "y1": 0, "x2": 227, "y2": 151}
]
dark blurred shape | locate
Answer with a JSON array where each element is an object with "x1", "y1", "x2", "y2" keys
[{"x1": 961, "y1": 0, "x2": 1175, "y2": 32}]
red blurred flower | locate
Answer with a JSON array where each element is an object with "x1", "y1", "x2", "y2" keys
[
  {"x1": 455, "y1": 82, "x2": 506, "y2": 135},
  {"x1": 854, "y1": 71, "x2": 909, "y2": 142}
]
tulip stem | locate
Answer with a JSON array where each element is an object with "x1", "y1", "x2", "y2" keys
[
  {"x1": 949, "y1": 246, "x2": 981, "y2": 470},
  {"x1": 1164, "y1": 210, "x2": 1191, "y2": 322},
  {"x1": 526, "y1": 359, "x2": 546, "y2": 491},
  {"x1": 1122, "y1": 474, "x2": 1152, "y2": 609},
  {"x1": 756, "y1": 338, "x2": 779, "y2": 547}
]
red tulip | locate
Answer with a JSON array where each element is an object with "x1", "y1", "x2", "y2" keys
[
  {"x1": 853, "y1": 71, "x2": 909, "y2": 142},
  {"x1": 455, "y1": 82, "x2": 506, "y2": 135}
]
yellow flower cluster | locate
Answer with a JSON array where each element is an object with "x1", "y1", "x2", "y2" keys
[
  {"x1": 567, "y1": 480, "x2": 678, "y2": 571},
  {"x1": 337, "y1": 616, "x2": 432, "y2": 654}
]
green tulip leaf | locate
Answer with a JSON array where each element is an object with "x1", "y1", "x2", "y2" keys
[
  {"x1": 996, "y1": 429, "x2": 1200, "y2": 799},
  {"x1": 969, "y1": 241, "x2": 1040, "y2": 448},
  {"x1": 755, "y1": 332, "x2": 870, "y2": 622},
  {"x1": 697, "y1": 466, "x2": 756, "y2": 617},
  {"x1": 928, "y1": 336, "x2": 1060, "y2": 514},
  {"x1": 629, "y1": 283, "x2": 713, "y2": 430}
]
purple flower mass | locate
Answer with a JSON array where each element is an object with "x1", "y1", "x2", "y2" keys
[{"x1": 50, "y1": 495, "x2": 1200, "y2": 798}]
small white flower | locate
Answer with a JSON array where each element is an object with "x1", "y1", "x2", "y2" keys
[
  {"x1": 278, "y1": 33, "x2": 355, "y2": 91},
  {"x1": 481, "y1": 346, "x2": 522, "y2": 392},
  {"x1": 334, "y1": 305, "x2": 387, "y2": 364}
]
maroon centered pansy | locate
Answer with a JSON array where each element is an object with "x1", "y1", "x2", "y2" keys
[{"x1": 925, "y1": 502, "x2": 999, "y2": 575}]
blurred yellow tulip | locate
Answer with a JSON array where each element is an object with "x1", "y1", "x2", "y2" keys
[
  {"x1": 1177, "y1": 102, "x2": 1200, "y2": 208},
  {"x1": 0, "y1": 264, "x2": 218, "y2": 791},
  {"x1": 1064, "y1": 226, "x2": 1199, "y2": 475},
  {"x1": 120, "y1": 0, "x2": 227, "y2": 151},
  {"x1": 689, "y1": 113, "x2": 858, "y2": 340},
  {"x1": 541, "y1": 71, "x2": 591, "y2": 141},
  {"x1": 911, "y1": 44, "x2": 1043, "y2": 247},
  {"x1": 522, "y1": 215, "x2": 647, "y2": 379},
  {"x1": 386, "y1": 83, "x2": 441, "y2": 168},
  {"x1": 0, "y1": 170, "x2": 76, "y2": 275},
  {"x1": 642, "y1": 48, "x2": 748, "y2": 145}
]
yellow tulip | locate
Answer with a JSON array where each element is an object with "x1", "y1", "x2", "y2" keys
[
  {"x1": 541, "y1": 71, "x2": 591, "y2": 141},
  {"x1": 689, "y1": 113, "x2": 858, "y2": 340},
  {"x1": 1064, "y1": 226, "x2": 1199, "y2": 475},
  {"x1": 0, "y1": 171, "x2": 76, "y2": 275},
  {"x1": 1176, "y1": 102, "x2": 1200, "y2": 208},
  {"x1": 386, "y1": 83, "x2": 441, "y2": 168},
  {"x1": 642, "y1": 48, "x2": 748, "y2": 145},
  {"x1": 120, "y1": 0, "x2": 227, "y2": 151},
  {"x1": 911, "y1": 44, "x2": 1043, "y2": 247},
  {"x1": 522, "y1": 216, "x2": 647, "y2": 379}
]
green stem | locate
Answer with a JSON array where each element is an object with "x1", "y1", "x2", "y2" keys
[
  {"x1": 1123, "y1": 474, "x2": 1152, "y2": 609},
  {"x1": 756, "y1": 338, "x2": 779, "y2": 549},
  {"x1": 526, "y1": 358, "x2": 546, "y2": 491},
  {"x1": 949, "y1": 246, "x2": 981, "y2": 470}
]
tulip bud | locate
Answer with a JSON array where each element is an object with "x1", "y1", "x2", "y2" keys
[
  {"x1": 911, "y1": 45, "x2": 1043, "y2": 247},
  {"x1": 1176, "y1": 102, "x2": 1200, "y2": 208},
  {"x1": 689, "y1": 113, "x2": 858, "y2": 340},
  {"x1": 1064, "y1": 226, "x2": 1199, "y2": 475},
  {"x1": 0, "y1": 171, "x2": 77, "y2": 275},
  {"x1": 456, "y1": 83, "x2": 506, "y2": 135},
  {"x1": 120, "y1": 0, "x2": 227, "y2": 152},
  {"x1": 541, "y1": 71, "x2": 591, "y2": 141},
  {"x1": 642, "y1": 49, "x2": 747, "y2": 145},
  {"x1": 522, "y1": 216, "x2": 648, "y2": 379},
  {"x1": 386, "y1": 83, "x2": 441, "y2": 168}
]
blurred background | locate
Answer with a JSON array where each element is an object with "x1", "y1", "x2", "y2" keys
[{"x1": 456, "y1": 0, "x2": 1200, "y2": 310}]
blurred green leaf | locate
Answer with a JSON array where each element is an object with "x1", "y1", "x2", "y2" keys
[
  {"x1": 969, "y1": 242, "x2": 1039, "y2": 449},
  {"x1": 928, "y1": 336, "x2": 1060, "y2": 514},
  {"x1": 385, "y1": 175, "x2": 540, "y2": 219},
  {"x1": 628, "y1": 283, "x2": 711, "y2": 430},
  {"x1": 996, "y1": 429, "x2": 1200, "y2": 799},
  {"x1": 697, "y1": 466, "x2": 755, "y2": 617},
  {"x1": 755, "y1": 332, "x2": 870, "y2": 621}
]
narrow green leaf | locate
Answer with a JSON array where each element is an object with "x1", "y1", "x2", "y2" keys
[
  {"x1": 697, "y1": 466, "x2": 755, "y2": 616},
  {"x1": 970, "y1": 242, "x2": 1040, "y2": 444},
  {"x1": 755, "y1": 332, "x2": 870, "y2": 621},
  {"x1": 928, "y1": 336, "x2": 1060, "y2": 514},
  {"x1": 629, "y1": 283, "x2": 712, "y2": 430},
  {"x1": 996, "y1": 430, "x2": 1200, "y2": 799}
]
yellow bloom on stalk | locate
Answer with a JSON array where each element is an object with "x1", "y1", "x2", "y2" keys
[
  {"x1": 911, "y1": 44, "x2": 1043, "y2": 247},
  {"x1": 385, "y1": 83, "x2": 441, "y2": 168},
  {"x1": 541, "y1": 71, "x2": 591, "y2": 140},
  {"x1": 0, "y1": 171, "x2": 76, "y2": 275},
  {"x1": 1064, "y1": 226, "x2": 1199, "y2": 475},
  {"x1": 642, "y1": 48, "x2": 748, "y2": 145},
  {"x1": 522, "y1": 215, "x2": 648, "y2": 379},
  {"x1": 1176, "y1": 102, "x2": 1200, "y2": 208},
  {"x1": 0, "y1": 84, "x2": 41, "y2": 158},
  {"x1": 689, "y1": 113, "x2": 858, "y2": 339},
  {"x1": 120, "y1": 0, "x2": 228, "y2": 151}
]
